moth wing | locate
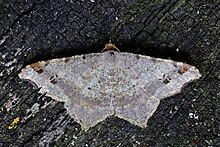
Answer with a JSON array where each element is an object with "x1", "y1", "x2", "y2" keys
[{"x1": 113, "y1": 52, "x2": 201, "y2": 127}]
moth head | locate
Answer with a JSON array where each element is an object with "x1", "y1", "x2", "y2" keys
[{"x1": 101, "y1": 40, "x2": 120, "y2": 52}]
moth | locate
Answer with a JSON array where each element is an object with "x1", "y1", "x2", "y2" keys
[{"x1": 19, "y1": 42, "x2": 201, "y2": 130}]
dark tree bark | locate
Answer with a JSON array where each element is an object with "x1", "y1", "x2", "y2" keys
[{"x1": 0, "y1": 0, "x2": 219, "y2": 146}]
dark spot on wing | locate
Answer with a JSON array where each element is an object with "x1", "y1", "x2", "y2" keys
[
  {"x1": 49, "y1": 74, "x2": 60, "y2": 85},
  {"x1": 49, "y1": 76, "x2": 54, "y2": 80},
  {"x1": 178, "y1": 65, "x2": 191, "y2": 75},
  {"x1": 160, "y1": 74, "x2": 171, "y2": 84},
  {"x1": 30, "y1": 63, "x2": 43, "y2": 74},
  {"x1": 178, "y1": 69, "x2": 184, "y2": 75},
  {"x1": 150, "y1": 57, "x2": 157, "y2": 63},
  {"x1": 44, "y1": 61, "x2": 49, "y2": 66},
  {"x1": 38, "y1": 69, "x2": 43, "y2": 74},
  {"x1": 136, "y1": 55, "x2": 140, "y2": 59},
  {"x1": 64, "y1": 57, "x2": 71, "y2": 63},
  {"x1": 162, "y1": 78, "x2": 170, "y2": 84},
  {"x1": 109, "y1": 51, "x2": 114, "y2": 56},
  {"x1": 82, "y1": 55, "x2": 86, "y2": 59},
  {"x1": 50, "y1": 79, "x2": 58, "y2": 84},
  {"x1": 172, "y1": 61, "x2": 177, "y2": 67}
]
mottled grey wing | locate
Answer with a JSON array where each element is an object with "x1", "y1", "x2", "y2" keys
[
  {"x1": 18, "y1": 52, "x2": 117, "y2": 129},
  {"x1": 18, "y1": 51, "x2": 201, "y2": 129},
  {"x1": 19, "y1": 53, "x2": 98, "y2": 101},
  {"x1": 112, "y1": 52, "x2": 201, "y2": 127}
]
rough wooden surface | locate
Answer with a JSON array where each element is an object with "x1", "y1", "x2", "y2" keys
[{"x1": 0, "y1": 0, "x2": 219, "y2": 146}]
